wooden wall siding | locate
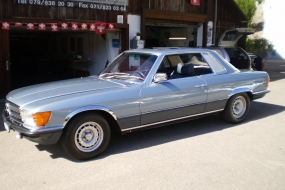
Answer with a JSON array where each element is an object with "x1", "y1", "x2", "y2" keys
[
  {"x1": 0, "y1": 0, "x2": 141, "y2": 22},
  {"x1": 143, "y1": 0, "x2": 206, "y2": 14},
  {"x1": 1, "y1": 0, "x2": 208, "y2": 21},
  {"x1": 0, "y1": 0, "x2": 247, "y2": 25},
  {"x1": 0, "y1": 29, "x2": 10, "y2": 97},
  {"x1": 0, "y1": 0, "x2": 213, "y2": 22},
  {"x1": 206, "y1": 0, "x2": 214, "y2": 21},
  {"x1": 128, "y1": 0, "x2": 142, "y2": 14},
  {"x1": 215, "y1": 0, "x2": 247, "y2": 36},
  {"x1": 1, "y1": 1, "x2": 136, "y2": 23},
  {"x1": 0, "y1": 30, "x2": 3, "y2": 97}
]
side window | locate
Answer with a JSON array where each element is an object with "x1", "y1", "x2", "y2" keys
[
  {"x1": 157, "y1": 57, "x2": 174, "y2": 78},
  {"x1": 187, "y1": 53, "x2": 209, "y2": 66},
  {"x1": 157, "y1": 53, "x2": 213, "y2": 80},
  {"x1": 186, "y1": 53, "x2": 213, "y2": 76}
]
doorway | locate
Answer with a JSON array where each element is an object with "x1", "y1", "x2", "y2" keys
[
  {"x1": 9, "y1": 28, "x2": 91, "y2": 90},
  {"x1": 144, "y1": 20, "x2": 200, "y2": 48}
]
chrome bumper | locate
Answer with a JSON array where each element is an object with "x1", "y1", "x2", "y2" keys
[
  {"x1": 252, "y1": 89, "x2": 270, "y2": 100},
  {"x1": 2, "y1": 109, "x2": 63, "y2": 145}
]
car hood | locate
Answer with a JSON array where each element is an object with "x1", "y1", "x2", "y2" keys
[{"x1": 6, "y1": 76, "x2": 134, "y2": 106}]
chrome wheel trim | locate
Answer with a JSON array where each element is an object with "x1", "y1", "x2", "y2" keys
[
  {"x1": 74, "y1": 121, "x2": 104, "y2": 152},
  {"x1": 231, "y1": 96, "x2": 246, "y2": 119}
]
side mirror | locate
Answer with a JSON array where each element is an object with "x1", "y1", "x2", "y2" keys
[{"x1": 153, "y1": 73, "x2": 167, "y2": 83}]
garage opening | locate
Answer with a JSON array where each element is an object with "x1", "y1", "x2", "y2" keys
[
  {"x1": 145, "y1": 19, "x2": 201, "y2": 48},
  {"x1": 8, "y1": 25, "x2": 121, "y2": 90}
]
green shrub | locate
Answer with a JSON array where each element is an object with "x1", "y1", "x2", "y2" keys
[{"x1": 246, "y1": 36, "x2": 276, "y2": 62}]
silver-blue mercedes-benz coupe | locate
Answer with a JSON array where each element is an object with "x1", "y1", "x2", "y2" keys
[{"x1": 3, "y1": 48, "x2": 270, "y2": 160}]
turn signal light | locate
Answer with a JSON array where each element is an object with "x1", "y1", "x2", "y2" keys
[
  {"x1": 266, "y1": 78, "x2": 270, "y2": 87},
  {"x1": 32, "y1": 111, "x2": 52, "y2": 127}
]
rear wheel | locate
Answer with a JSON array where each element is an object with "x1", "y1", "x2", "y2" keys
[
  {"x1": 221, "y1": 93, "x2": 250, "y2": 123},
  {"x1": 61, "y1": 113, "x2": 110, "y2": 160}
]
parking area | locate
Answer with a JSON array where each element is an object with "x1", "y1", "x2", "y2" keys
[{"x1": 1, "y1": 60, "x2": 285, "y2": 190}]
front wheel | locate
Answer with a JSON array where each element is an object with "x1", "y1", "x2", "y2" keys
[
  {"x1": 61, "y1": 113, "x2": 111, "y2": 160},
  {"x1": 221, "y1": 93, "x2": 250, "y2": 123}
]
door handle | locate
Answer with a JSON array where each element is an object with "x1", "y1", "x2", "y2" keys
[
  {"x1": 6, "y1": 61, "x2": 9, "y2": 71},
  {"x1": 6, "y1": 61, "x2": 11, "y2": 71},
  {"x1": 195, "y1": 84, "x2": 206, "y2": 88}
]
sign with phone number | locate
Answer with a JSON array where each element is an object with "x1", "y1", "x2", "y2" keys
[{"x1": 16, "y1": 0, "x2": 128, "y2": 11}]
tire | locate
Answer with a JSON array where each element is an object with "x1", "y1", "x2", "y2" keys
[
  {"x1": 61, "y1": 113, "x2": 111, "y2": 160},
  {"x1": 221, "y1": 93, "x2": 250, "y2": 124}
]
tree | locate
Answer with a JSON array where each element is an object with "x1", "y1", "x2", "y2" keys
[
  {"x1": 234, "y1": 0, "x2": 256, "y2": 26},
  {"x1": 256, "y1": 0, "x2": 263, "y2": 4}
]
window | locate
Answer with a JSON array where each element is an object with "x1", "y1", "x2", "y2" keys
[{"x1": 157, "y1": 53, "x2": 213, "y2": 80}]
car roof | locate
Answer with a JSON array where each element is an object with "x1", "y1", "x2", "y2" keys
[{"x1": 124, "y1": 47, "x2": 212, "y2": 56}]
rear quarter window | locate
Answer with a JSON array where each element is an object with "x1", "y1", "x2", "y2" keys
[{"x1": 202, "y1": 52, "x2": 227, "y2": 74}]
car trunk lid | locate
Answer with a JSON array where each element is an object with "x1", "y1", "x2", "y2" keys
[{"x1": 218, "y1": 28, "x2": 255, "y2": 47}]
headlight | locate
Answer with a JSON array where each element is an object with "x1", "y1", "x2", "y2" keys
[
  {"x1": 20, "y1": 110, "x2": 34, "y2": 126},
  {"x1": 20, "y1": 110, "x2": 51, "y2": 127}
]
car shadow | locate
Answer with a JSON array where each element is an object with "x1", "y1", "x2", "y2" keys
[{"x1": 33, "y1": 101, "x2": 285, "y2": 162}]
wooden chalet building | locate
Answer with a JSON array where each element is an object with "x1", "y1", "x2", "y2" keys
[{"x1": 0, "y1": 0, "x2": 247, "y2": 97}]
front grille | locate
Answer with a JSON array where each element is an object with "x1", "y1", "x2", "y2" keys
[{"x1": 6, "y1": 101, "x2": 22, "y2": 123}]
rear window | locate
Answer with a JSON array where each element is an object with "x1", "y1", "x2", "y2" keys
[{"x1": 222, "y1": 33, "x2": 240, "y2": 42}]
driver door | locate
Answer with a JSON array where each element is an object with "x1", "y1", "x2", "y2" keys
[{"x1": 140, "y1": 54, "x2": 208, "y2": 125}]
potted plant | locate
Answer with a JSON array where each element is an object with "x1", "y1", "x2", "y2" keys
[{"x1": 136, "y1": 31, "x2": 141, "y2": 40}]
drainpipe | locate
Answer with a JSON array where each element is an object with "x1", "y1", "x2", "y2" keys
[{"x1": 212, "y1": 0, "x2": 218, "y2": 45}]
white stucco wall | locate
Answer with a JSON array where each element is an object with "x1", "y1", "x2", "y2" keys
[
  {"x1": 70, "y1": 31, "x2": 120, "y2": 76},
  {"x1": 88, "y1": 33, "x2": 108, "y2": 75},
  {"x1": 196, "y1": 24, "x2": 203, "y2": 47},
  {"x1": 207, "y1": 21, "x2": 213, "y2": 46},
  {"x1": 127, "y1": 15, "x2": 141, "y2": 49}
]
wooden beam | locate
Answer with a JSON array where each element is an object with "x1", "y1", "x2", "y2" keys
[
  {"x1": 202, "y1": 22, "x2": 208, "y2": 47},
  {"x1": 144, "y1": 9, "x2": 207, "y2": 23}
]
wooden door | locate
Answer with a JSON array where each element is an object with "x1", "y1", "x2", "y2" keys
[{"x1": 0, "y1": 28, "x2": 10, "y2": 98}]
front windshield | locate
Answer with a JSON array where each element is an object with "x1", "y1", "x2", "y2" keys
[{"x1": 100, "y1": 53, "x2": 157, "y2": 81}]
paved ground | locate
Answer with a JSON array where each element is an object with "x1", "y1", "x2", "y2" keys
[{"x1": 1, "y1": 60, "x2": 285, "y2": 190}]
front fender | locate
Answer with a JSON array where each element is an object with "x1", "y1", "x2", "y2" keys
[{"x1": 63, "y1": 105, "x2": 117, "y2": 127}]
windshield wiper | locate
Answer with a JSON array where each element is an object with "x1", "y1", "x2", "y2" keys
[
  {"x1": 127, "y1": 75, "x2": 144, "y2": 81},
  {"x1": 99, "y1": 72, "x2": 130, "y2": 78},
  {"x1": 100, "y1": 72, "x2": 144, "y2": 81},
  {"x1": 111, "y1": 75, "x2": 144, "y2": 81}
]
